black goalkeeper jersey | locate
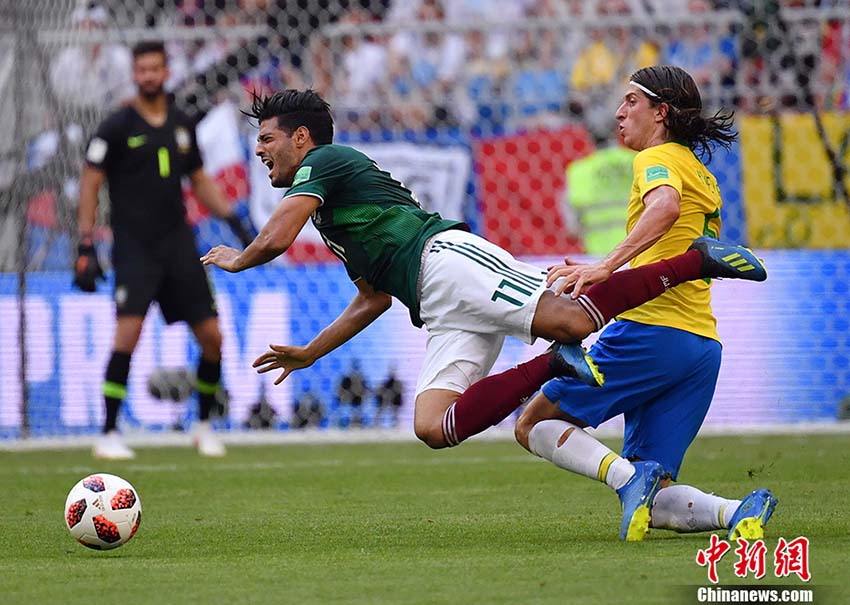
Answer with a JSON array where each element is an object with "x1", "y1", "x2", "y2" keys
[{"x1": 85, "y1": 104, "x2": 203, "y2": 244}]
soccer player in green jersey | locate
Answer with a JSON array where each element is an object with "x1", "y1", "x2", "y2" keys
[{"x1": 201, "y1": 89, "x2": 765, "y2": 450}]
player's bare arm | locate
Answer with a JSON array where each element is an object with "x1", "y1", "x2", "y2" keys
[
  {"x1": 77, "y1": 164, "x2": 106, "y2": 238},
  {"x1": 201, "y1": 193, "x2": 319, "y2": 272},
  {"x1": 253, "y1": 278, "x2": 392, "y2": 384},
  {"x1": 547, "y1": 185, "x2": 681, "y2": 297},
  {"x1": 190, "y1": 168, "x2": 256, "y2": 247},
  {"x1": 189, "y1": 168, "x2": 232, "y2": 218}
]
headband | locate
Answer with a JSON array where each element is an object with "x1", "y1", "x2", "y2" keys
[{"x1": 629, "y1": 80, "x2": 661, "y2": 100}]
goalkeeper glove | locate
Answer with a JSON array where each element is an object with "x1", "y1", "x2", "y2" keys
[
  {"x1": 225, "y1": 213, "x2": 257, "y2": 248},
  {"x1": 73, "y1": 239, "x2": 104, "y2": 292}
]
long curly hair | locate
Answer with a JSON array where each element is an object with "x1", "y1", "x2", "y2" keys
[{"x1": 630, "y1": 65, "x2": 737, "y2": 163}]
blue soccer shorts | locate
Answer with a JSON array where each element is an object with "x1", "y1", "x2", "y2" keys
[{"x1": 541, "y1": 320, "x2": 722, "y2": 479}]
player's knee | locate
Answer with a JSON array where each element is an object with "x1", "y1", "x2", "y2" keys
[
  {"x1": 414, "y1": 419, "x2": 448, "y2": 449},
  {"x1": 196, "y1": 325, "x2": 223, "y2": 358},
  {"x1": 553, "y1": 312, "x2": 595, "y2": 343},
  {"x1": 208, "y1": 328, "x2": 223, "y2": 352},
  {"x1": 513, "y1": 414, "x2": 533, "y2": 452},
  {"x1": 533, "y1": 294, "x2": 596, "y2": 343}
]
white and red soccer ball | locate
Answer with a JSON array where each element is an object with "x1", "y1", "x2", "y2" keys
[{"x1": 64, "y1": 473, "x2": 142, "y2": 550}]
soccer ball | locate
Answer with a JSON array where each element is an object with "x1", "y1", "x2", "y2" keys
[
  {"x1": 147, "y1": 367, "x2": 194, "y2": 402},
  {"x1": 64, "y1": 473, "x2": 142, "y2": 550}
]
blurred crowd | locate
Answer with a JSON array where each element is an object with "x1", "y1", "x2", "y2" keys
[{"x1": 49, "y1": 0, "x2": 850, "y2": 140}]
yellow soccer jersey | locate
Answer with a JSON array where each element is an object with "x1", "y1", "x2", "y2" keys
[{"x1": 618, "y1": 142, "x2": 722, "y2": 342}]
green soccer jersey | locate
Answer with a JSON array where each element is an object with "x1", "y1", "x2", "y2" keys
[{"x1": 283, "y1": 144, "x2": 466, "y2": 327}]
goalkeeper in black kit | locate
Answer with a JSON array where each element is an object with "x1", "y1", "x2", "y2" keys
[{"x1": 75, "y1": 40, "x2": 254, "y2": 459}]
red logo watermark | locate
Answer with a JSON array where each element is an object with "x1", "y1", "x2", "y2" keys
[
  {"x1": 695, "y1": 534, "x2": 731, "y2": 584},
  {"x1": 733, "y1": 538, "x2": 767, "y2": 580},
  {"x1": 774, "y1": 537, "x2": 811, "y2": 582},
  {"x1": 696, "y1": 536, "x2": 811, "y2": 584}
]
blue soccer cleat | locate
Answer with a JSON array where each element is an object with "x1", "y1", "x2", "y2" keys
[
  {"x1": 549, "y1": 342, "x2": 604, "y2": 387},
  {"x1": 688, "y1": 236, "x2": 767, "y2": 282},
  {"x1": 616, "y1": 460, "x2": 665, "y2": 541},
  {"x1": 727, "y1": 488, "x2": 778, "y2": 541}
]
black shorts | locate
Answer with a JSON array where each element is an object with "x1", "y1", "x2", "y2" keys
[{"x1": 112, "y1": 227, "x2": 216, "y2": 325}]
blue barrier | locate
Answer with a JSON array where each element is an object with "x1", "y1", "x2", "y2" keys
[{"x1": 1, "y1": 249, "x2": 848, "y2": 439}]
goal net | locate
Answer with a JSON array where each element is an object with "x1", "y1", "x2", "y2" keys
[{"x1": 1, "y1": 0, "x2": 849, "y2": 441}]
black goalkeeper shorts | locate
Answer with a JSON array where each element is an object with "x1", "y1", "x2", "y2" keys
[{"x1": 112, "y1": 227, "x2": 217, "y2": 325}]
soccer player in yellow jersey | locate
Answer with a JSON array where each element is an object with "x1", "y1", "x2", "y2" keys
[{"x1": 514, "y1": 66, "x2": 777, "y2": 541}]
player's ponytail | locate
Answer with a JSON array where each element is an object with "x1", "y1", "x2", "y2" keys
[{"x1": 630, "y1": 65, "x2": 737, "y2": 164}]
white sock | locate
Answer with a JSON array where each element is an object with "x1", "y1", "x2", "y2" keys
[
  {"x1": 650, "y1": 484, "x2": 741, "y2": 532},
  {"x1": 527, "y1": 419, "x2": 635, "y2": 490}
]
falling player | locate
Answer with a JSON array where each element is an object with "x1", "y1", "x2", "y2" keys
[{"x1": 201, "y1": 89, "x2": 766, "y2": 517}]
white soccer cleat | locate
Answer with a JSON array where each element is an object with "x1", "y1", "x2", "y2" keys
[
  {"x1": 193, "y1": 421, "x2": 227, "y2": 458},
  {"x1": 92, "y1": 432, "x2": 136, "y2": 460}
]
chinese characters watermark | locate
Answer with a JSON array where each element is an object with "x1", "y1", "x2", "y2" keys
[{"x1": 695, "y1": 536, "x2": 811, "y2": 584}]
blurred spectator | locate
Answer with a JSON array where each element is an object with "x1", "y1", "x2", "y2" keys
[
  {"x1": 175, "y1": 0, "x2": 215, "y2": 27},
  {"x1": 447, "y1": 0, "x2": 550, "y2": 131},
  {"x1": 569, "y1": 26, "x2": 618, "y2": 137},
  {"x1": 738, "y1": 3, "x2": 772, "y2": 112},
  {"x1": 460, "y1": 29, "x2": 512, "y2": 131},
  {"x1": 337, "y1": 361, "x2": 369, "y2": 428},
  {"x1": 386, "y1": 0, "x2": 535, "y2": 28},
  {"x1": 738, "y1": 0, "x2": 822, "y2": 111},
  {"x1": 596, "y1": 0, "x2": 632, "y2": 14},
  {"x1": 442, "y1": 0, "x2": 537, "y2": 61},
  {"x1": 662, "y1": 0, "x2": 736, "y2": 107},
  {"x1": 48, "y1": 2, "x2": 134, "y2": 119},
  {"x1": 387, "y1": 0, "x2": 466, "y2": 128},
  {"x1": 246, "y1": 393, "x2": 279, "y2": 429},
  {"x1": 306, "y1": 35, "x2": 336, "y2": 101},
  {"x1": 292, "y1": 390, "x2": 324, "y2": 429},
  {"x1": 238, "y1": 0, "x2": 275, "y2": 26},
  {"x1": 570, "y1": 19, "x2": 658, "y2": 140},
  {"x1": 570, "y1": 27, "x2": 617, "y2": 99},
  {"x1": 510, "y1": 29, "x2": 569, "y2": 129},
  {"x1": 781, "y1": 13, "x2": 826, "y2": 109},
  {"x1": 375, "y1": 368, "x2": 404, "y2": 428},
  {"x1": 278, "y1": 61, "x2": 309, "y2": 92},
  {"x1": 334, "y1": 9, "x2": 389, "y2": 125},
  {"x1": 820, "y1": 18, "x2": 847, "y2": 109},
  {"x1": 139, "y1": 5, "x2": 208, "y2": 94}
]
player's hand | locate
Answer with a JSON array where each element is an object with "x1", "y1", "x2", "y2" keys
[
  {"x1": 200, "y1": 245, "x2": 242, "y2": 272},
  {"x1": 546, "y1": 258, "x2": 613, "y2": 298},
  {"x1": 253, "y1": 344, "x2": 316, "y2": 385},
  {"x1": 73, "y1": 240, "x2": 105, "y2": 292}
]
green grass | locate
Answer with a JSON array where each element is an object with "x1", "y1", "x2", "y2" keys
[{"x1": 1, "y1": 435, "x2": 848, "y2": 604}]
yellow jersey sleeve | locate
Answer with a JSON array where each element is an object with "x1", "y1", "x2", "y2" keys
[{"x1": 633, "y1": 147, "x2": 684, "y2": 200}]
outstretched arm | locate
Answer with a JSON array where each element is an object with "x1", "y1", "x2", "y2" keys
[
  {"x1": 547, "y1": 184, "x2": 681, "y2": 297},
  {"x1": 253, "y1": 279, "x2": 393, "y2": 384},
  {"x1": 78, "y1": 164, "x2": 105, "y2": 240},
  {"x1": 200, "y1": 194, "x2": 320, "y2": 272}
]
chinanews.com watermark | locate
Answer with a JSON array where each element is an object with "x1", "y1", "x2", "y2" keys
[
  {"x1": 696, "y1": 586, "x2": 814, "y2": 603},
  {"x1": 688, "y1": 536, "x2": 825, "y2": 604}
]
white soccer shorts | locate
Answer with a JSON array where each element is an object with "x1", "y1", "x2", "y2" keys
[{"x1": 415, "y1": 229, "x2": 548, "y2": 396}]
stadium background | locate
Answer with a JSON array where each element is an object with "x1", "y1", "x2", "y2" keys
[{"x1": 0, "y1": 0, "x2": 848, "y2": 441}]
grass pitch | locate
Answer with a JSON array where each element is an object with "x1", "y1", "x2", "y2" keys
[{"x1": 1, "y1": 434, "x2": 847, "y2": 604}]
